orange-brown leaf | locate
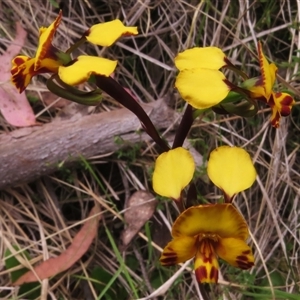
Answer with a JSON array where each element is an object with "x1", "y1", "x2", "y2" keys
[{"x1": 13, "y1": 205, "x2": 101, "y2": 285}]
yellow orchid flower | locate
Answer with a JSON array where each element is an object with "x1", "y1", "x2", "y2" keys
[
  {"x1": 152, "y1": 146, "x2": 256, "y2": 203},
  {"x1": 174, "y1": 47, "x2": 231, "y2": 109},
  {"x1": 160, "y1": 203, "x2": 254, "y2": 283},
  {"x1": 11, "y1": 11, "x2": 138, "y2": 93},
  {"x1": 246, "y1": 42, "x2": 295, "y2": 128}
]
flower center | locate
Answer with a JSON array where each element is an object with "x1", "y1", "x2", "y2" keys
[
  {"x1": 195, "y1": 233, "x2": 220, "y2": 262},
  {"x1": 198, "y1": 233, "x2": 219, "y2": 243},
  {"x1": 194, "y1": 235, "x2": 220, "y2": 283}
]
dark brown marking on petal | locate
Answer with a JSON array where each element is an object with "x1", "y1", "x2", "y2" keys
[
  {"x1": 122, "y1": 31, "x2": 138, "y2": 37},
  {"x1": 199, "y1": 239, "x2": 215, "y2": 264},
  {"x1": 280, "y1": 94, "x2": 294, "y2": 106},
  {"x1": 236, "y1": 255, "x2": 248, "y2": 261},
  {"x1": 11, "y1": 62, "x2": 34, "y2": 93},
  {"x1": 268, "y1": 93, "x2": 275, "y2": 106},
  {"x1": 160, "y1": 251, "x2": 178, "y2": 265},
  {"x1": 280, "y1": 106, "x2": 292, "y2": 117},
  {"x1": 12, "y1": 57, "x2": 29, "y2": 67},
  {"x1": 236, "y1": 260, "x2": 254, "y2": 269},
  {"x1": 235, "y1": 254, "x2": 254, "y2": 269},
  {"x1": 271, "y1": 112, "x2": 280, "y2": 128},
  {"x1": 160, "y1": 257, "x2": 177, "y2": 265},
  {"x1": 209, "y1": 266, "x2": 219, "y2": 282},
  {"x1": 254, "y1": 76, "x2": 264, "y2": 87},
  {"x1": 257, "y1": 42, "x2": 266, "y2": 87},
  {"x1": 195, "y1": 266, "x2": 208, "y2": 283},
  {"x1": 242, "y1": 250, "x2": 251, "y2": 255},
  {"x1": 182, "y1": 208, "x2": 193, "y2": 218},
  {"x1": 162, "y1": 251, "x2": 175, "y2": 257}
]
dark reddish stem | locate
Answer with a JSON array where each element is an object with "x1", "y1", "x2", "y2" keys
[
  {"x1": 95, "y1": 75, "x2": 169, "y2": 152},
  {"x1": 172, "y1": 104, "x2": 194, "y2": 149}
]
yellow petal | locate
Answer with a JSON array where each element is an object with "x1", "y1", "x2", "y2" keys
[
  {"x1": 257, "y1": 41, "x2": 277, "y2": 99},
  {"x1": 152, "y1": 147, "x2": 195, "y2": 200},
  {"x1": 175, "y1": 47, "x2": 226, "y2": 71},
  {"x1": 172, "y1": 204, "x2": 249, "y2": 240},
  {"x1": 160, "y1": 236, "x2": 196, "y2": 266},
  {"x1": 35, "y1": 11, "x2": 62, "y2": 71},
  {"x1": 86, "y1": 19, "x2": 138, "y2": 47},
  {"x1": 215, "y1": 237, "x2": 254, "y2": 269},
  {"x1": 194, "y1": 239, "x2": 219, "y2": 283},
  {"x1": 207, "y1": 146, "x2": 256, "y2": 200},
  {"x1": 58, "y1": 56, "x2": 117, "y2": 85},
  {"x1": 175, "y1": 69, "x2": 230, "y2": 109}
]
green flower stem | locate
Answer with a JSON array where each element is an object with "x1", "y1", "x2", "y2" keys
[
  {"x1": 193, "y1": 108, "x2": 208, "y2": 119},
  {"x1": 225, "y1": 58, "x2": 248, "y2": 80},
  {"x1": 66, "y1": 37, "x2": 86, "y2": 55},
  {"x1": 47, "y1": 76, "x2": 102, "y2": 105},
  {"x1": 95, "y1": 75, "x2": 170, "y2": 152},
  {"x1": 54, "y1": 75, "x2": 102, "y2": 96},
  {"x1": 56, "y1": 51, "x2": 72, "y2": 65},
  {"x1": 172, "y1": 104, "x2": 194, "y2": 149},
  {"x1": 219, "y1": 91, "x2": 245, "y2": 104}
]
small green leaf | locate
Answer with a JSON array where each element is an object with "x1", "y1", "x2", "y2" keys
[
  {"x1": 5, "y1": 245, "x2": 40, "y2": 299},
  {"x1": 5, "y1": 246, "x2": 30, "y2": 283},
  {"x1": 49, "y1": 0, "x2": 60, "y2": 8}
]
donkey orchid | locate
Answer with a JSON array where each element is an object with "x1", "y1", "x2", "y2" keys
[
  {"x1": 160, "y1": 203, "x2": 254, "y2": 283},
  {"x1": 153, "y1": 146, "x2": 256, "y2": 282},
  {"x1": 245, "y1": 42, "x2": 295, "y2": 128},
  {"x1": 174, "y1": 47, "x2": 231, "y2": 109},
  {"x1": 11, "y1": 11, "x2": 138, "y2": 92}
]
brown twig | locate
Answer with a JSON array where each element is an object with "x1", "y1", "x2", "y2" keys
[{"x1": 0, "y1": 100, "x2": 177, "y2": 189}]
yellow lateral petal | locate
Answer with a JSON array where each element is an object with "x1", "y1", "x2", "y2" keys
[
  {"x1": 175, "y1": 47, "x2": 226, "y2": 71},
  {"x1": 160, "y1": 236, "x2": 196, "y2": 266},
  {"x1": 86, "y1": 19, "x2": 138, "y2": 47},
  {"x1": 172, "y1": 204, "x2": 249, "y2": 240},
  {"x1": 58, "y1": 56, "x2": 117, "y2": 85},
  {"x1": 35, "y1": 11, "x2": 62, "y2": 71},
  {"x1": 215, "y1": 237, "x2": 254, "y2": 269},
  {"x1": 207, "y1": 146, "x2": 256, "y2": 200},
  {"x1": 194, "y1": 239, "x2": 219, "y2": 283},
  {"x1": 152, "y1": 147, "x2": 195, "y2": 199},
  {"x1": 175, "y1": 68, "x2": 230, "y2": 109}
]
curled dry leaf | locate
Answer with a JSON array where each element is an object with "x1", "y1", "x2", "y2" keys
[
  {"x1": 12, "y1": 205, "x2": 101, "y2": 285},
  {"x1": 0, "y1": 22, "x2": 36, "y2": 127},
  {"x1": 120, "y1": 191, "x2": 157, "y2": 250}
]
